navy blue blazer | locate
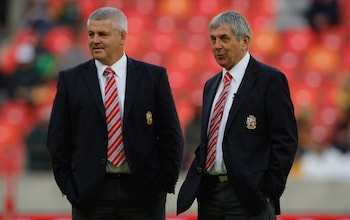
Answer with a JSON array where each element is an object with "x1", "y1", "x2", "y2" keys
[
  {"x1": 47, "y1": 57, "x2": 184, "y2": 208},
  {"x1": 177, "y1": 56, "x2": 298, "y2": 215}
]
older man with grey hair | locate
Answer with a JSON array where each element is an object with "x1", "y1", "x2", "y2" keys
[
  {"x1": 47, "y1": 7, "x2": 183, "y2": 220},
  {"x1": 177, "y1": 10, "x2": 297, "y2": 220}
]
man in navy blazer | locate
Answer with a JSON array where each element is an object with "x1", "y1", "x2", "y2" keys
[
  {"x1": 177, "y1": 11, "x2": 297, "y2": 220},
  {"x1": 47, "y1": 7, "x2": 183, "y2": 220}
]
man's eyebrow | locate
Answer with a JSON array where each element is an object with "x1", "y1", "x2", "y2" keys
[
  {"x1": 88, "y1": 30, "x2": 109, "y2": 34},
  {"x1": 210, "y1": 34, "x2": 229, "y2": 38}
]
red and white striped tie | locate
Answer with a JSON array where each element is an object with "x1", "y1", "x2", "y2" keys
[
  {"x1": 104, "y1": 67, "x2": 126, "y2": 167},
  {"x1": 205, "y1": 72, "x2": 232, "y2": 171}
]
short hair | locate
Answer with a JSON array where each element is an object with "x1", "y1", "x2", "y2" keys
[
  {"x1": 87, "y1": 7, "x2": 128, "y2": 33},
  {"x1": 209, "y1": 10, "x2": 252, "y2": 41}
]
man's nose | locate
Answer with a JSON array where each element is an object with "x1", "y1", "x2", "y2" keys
[
  {"x1": 214, "y1": 40, "x2": 223, "y2": 49},
  {"x1": 90, "y1": 35, "x2": 101, "y2": 43}
]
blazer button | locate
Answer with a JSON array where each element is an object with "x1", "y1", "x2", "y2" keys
[
  {"x1": 196, "y1": 167, "x2": 203, "y2": 174},
  {"x1": 100, "y1": 159, "x2": 107, "y2": 164}
]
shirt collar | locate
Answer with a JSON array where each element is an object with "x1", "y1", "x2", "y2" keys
[
  {"x1": 95, "y1": 53, "x2": 127, "y2": 78},
  {"x1": 223, "y1": 52, "x2": 250, "y2": 83}
]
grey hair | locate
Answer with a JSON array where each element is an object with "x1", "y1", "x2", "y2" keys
[
  {"x1": 87, "y1": 7, "x2": 128, "y2": 33},
  {"x1": 209, "y1": 10, "x2": 252, "y2": 41}
]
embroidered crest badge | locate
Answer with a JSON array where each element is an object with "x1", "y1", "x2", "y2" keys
[
  {"x1": 146, "y1": 111, "x2": 153, "y2": 125},
  {"x1": 246, "y1": 115, "x2": 257, "y2": 129}
]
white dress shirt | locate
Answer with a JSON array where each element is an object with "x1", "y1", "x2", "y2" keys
[
  {"x1": 95, "y1": 54, "x2": 127, "y2": 117},
  {"x1": 95, "y1": 54, "x2": 129, "y2": 173},
  {"x1": 208, "y1": 52, "x2": 250, "y2": 174}
]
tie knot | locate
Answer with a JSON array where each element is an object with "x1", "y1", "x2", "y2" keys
[
  {"x1": 224, "y1": 72, "x2": 232, "y2": 83},
  {"x1": 104, "y1": 67, "x2": 115, "y2": 76}
]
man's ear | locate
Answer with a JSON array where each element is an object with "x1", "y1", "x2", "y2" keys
[
  {"x1": 241, "y1": 35, "x2": 251, "y2": 50},
  {"x1": 120, "y1": 31, "x2": 127, "y2": 45}
]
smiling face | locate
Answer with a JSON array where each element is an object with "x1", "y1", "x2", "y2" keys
[
  {"x1": 209, "y1": 24, "x2": 250, "y2": 70},
  {"x1": 88, "y1": 18, "x2": 126, "y2": 66}
]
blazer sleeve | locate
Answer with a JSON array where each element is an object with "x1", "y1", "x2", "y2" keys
[
  {"x1": 263, "y1": 71, "x2": 298, "y2": 199},
  {"x1": 155, "y1": 69, "x2": 184, "y2": 193},
  {"x1": 47, "y1": 71, "x2": 72, "y2": 195}
]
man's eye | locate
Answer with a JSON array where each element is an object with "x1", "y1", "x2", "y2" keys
[{"x1": 222, "y1": 37, "x2": 228, "y2": 41}]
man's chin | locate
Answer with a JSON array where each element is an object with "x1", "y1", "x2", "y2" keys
[
  {"x1": 92, "y1": 55, "x2": 105, "y2": 61},
  {"x1": 216, "y1": 60, "x2": 226, "y2": 68}
]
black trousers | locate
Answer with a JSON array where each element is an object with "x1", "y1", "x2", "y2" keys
[
  {"x1": 72, "y1": 174, "x2": 166, "y2": 220},
  {"x1": 197, "y1": 175, "x2": 276, "y2": 220}
]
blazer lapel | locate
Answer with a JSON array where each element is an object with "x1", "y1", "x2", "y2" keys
[
  {"x1": 123, "y1": 57, "x2": 142, "y2": 122},
  {"x1": 81, "y1": 60, "x2": 105, "y2": 119},
  {"x1": 224, "y1": 57, "x2": 258, "y2": 133},
  {"x1": 201, "y1": 73, "x2": 222, "y2": 143}
]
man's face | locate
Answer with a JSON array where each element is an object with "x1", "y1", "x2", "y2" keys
[
  {"x1": 209, "y1": 24, "x2": 249, "y2": 70},
  {"x1": 88, "y1": 19, "x2": 126, "y2": 66}
]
